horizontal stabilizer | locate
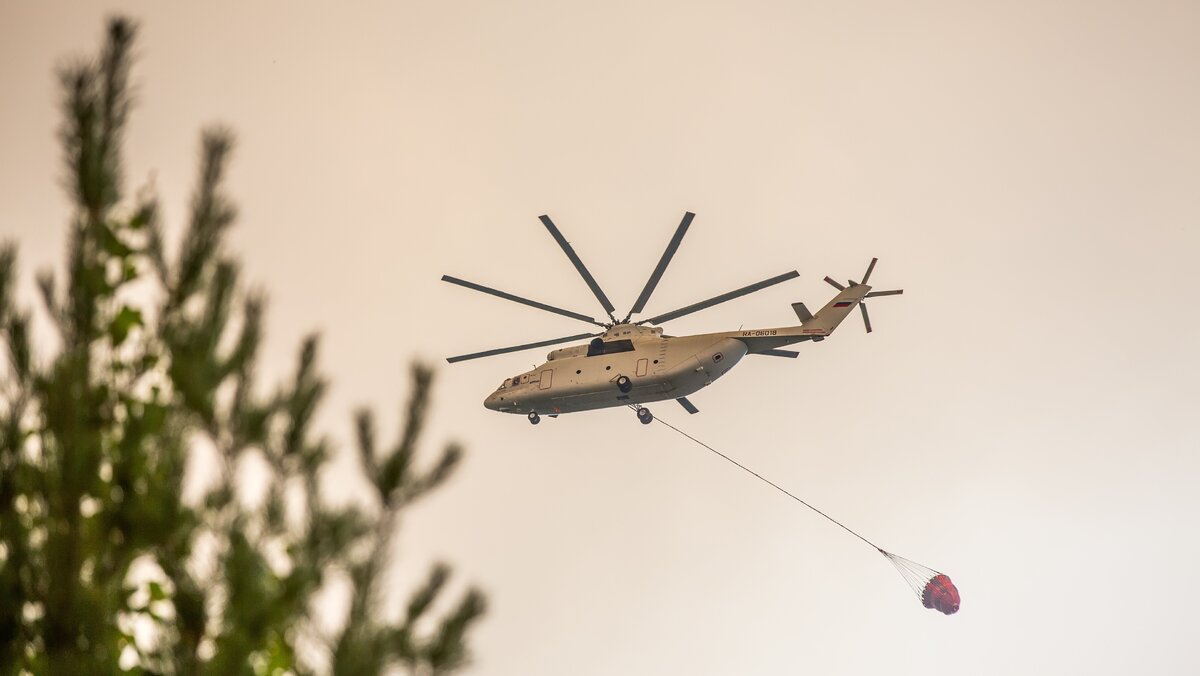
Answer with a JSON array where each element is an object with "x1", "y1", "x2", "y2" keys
[
  {"x1": 792, "y1": 302, "x2": 813, "y2": 324},
  {"x1": 753, "y1": 348, "x2": 799, "y2": 358},
  {"x1": 677, "y1": 397, "x2": 700, "y2": 414}
]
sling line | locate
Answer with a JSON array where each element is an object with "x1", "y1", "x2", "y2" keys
[{"x1": 647, "y1": 409, "x2": 883, "y2": 554}]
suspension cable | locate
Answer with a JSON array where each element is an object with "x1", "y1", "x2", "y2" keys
[
  {"x1": 627, "y1": 406, "x2": 959, "y2": 614},
  {"x1": 648, "y1": 410, "x2": 883, "y2": 554}
]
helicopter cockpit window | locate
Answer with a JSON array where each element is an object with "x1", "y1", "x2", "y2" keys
[
  {"x1": 586, "y1": 339, "x2": 635, "y2": 357},
  {"x1": 587, "y1": 338, "x2": 604, "y2": 356}
]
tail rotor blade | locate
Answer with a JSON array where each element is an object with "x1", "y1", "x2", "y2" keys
[
  {"x1": 627, "y1": 211, "x2": 694, "y2": 320},
  {"x1": 540, "y1": 215, "x2": 617, "y2": 322},
  {"x1": 861, "y1": 257, "x2": 879, "y2": 285},
  {"x1": 822, "y1": 258, "x2": 899, "y2": 334}
]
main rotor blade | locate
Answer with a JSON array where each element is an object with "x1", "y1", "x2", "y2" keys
[
  {"x1": 859, "y1": 302, "x2": 873, "y2": 333},
  {"x1": 441, "y1": 275, "x2": 604, "y2": 327},
  {"x1": 539, "y1": 215, "x2": 617, "y2": 320},
  {"x1": 627, "y1": 212, "x2": 694, "y2": 319},
  {"x1": 447, "y1": 332, "x2": 599, "y2": 363},
  {"x1": 861, "y1": 257, "x2": 879, "y2": 285},
  {"x1": 824, "y1": 276, "x2": 846, "y2": 291},
  {"x1": 638, "y1": 270, "x2": 800, "y2": 325},
  {"x1": 864, "y1": 289, "x2": 903, "y2": 298}
]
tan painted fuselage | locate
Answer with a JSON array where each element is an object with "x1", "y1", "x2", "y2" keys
[
  {"x1": 482, "y1": 280, "x2": 875, "y2": 418},
  {"x1": 483, "y1": 321, "x2": 822, "y2": 416},
  {"x1": 485, "y1": 326, "x2": 725, "y2": 415}
]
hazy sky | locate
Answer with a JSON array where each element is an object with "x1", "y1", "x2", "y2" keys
[{"x1": 3, "y1": 2, "x2": 1198, "y2": 674}]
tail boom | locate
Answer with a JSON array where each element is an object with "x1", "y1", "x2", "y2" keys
[{"x1": 724, "y1": 284, "x2": 874, "y2": 354}]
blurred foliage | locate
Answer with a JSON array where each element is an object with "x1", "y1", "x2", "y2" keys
[{"x1": 0, "y1": 17, "x2": 485, "y2": 675}]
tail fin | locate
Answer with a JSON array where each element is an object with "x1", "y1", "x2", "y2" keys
[{"x1": 796, "y1": 285, "x2": 872, "y2": 337}]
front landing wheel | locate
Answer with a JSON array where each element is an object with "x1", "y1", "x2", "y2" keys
[
  {"x1": 528, "y1": 412, "x2": 540, "y2": 425},
  {"x1": 637, "y1": 407, "x2": 653, "y2": 425}
]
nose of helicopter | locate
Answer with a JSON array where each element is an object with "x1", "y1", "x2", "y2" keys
[{"x1": 483, "y1": 391, "x2": 500, "y2": 411}]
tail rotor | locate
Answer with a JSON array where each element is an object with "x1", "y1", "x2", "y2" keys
[{"x1": 824, "y1": 257, "x2": 903, "y2": 334}]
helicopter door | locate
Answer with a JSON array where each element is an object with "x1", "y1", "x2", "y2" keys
[
  {"x1": 539, "y1": 369, "x2": 553, "y2": 390},
  {"x1": 636, "y1": 358, "x2": 648, "y2": 377}
]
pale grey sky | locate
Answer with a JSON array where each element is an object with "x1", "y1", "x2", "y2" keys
[{"x1": 3, "y1": 1, "x2": 1198, "y2": 674}]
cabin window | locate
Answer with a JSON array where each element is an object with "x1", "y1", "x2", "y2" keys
[{"x1": 586, "y1": 339, "x2": 635, "y2": 357}]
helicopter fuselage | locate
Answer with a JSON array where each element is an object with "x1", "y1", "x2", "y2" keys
[{"x1": 483, "y1": 322, "x2": 814, "y2": 416}]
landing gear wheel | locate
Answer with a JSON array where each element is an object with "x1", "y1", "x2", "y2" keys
[
  {"x1": 528, "y1": 412, "x2": 540, "y2": 425},
  {"x1": 616, "y1": 375, "x2": 633, "y2": 393},
  {"x1": 637, "y1": 407, "x2": 653, "y2": 425}
]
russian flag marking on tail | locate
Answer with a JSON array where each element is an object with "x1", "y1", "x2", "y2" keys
[{"x1": 833, "y1": 300, "x2": 855, "y2": 308}]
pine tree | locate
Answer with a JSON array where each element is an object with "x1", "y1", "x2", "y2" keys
[{"x1": 0, "y1": 17, "x2": 485, "y2": 675}]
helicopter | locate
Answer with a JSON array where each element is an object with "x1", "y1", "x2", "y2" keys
[{"x1": 443, "y1": 212, "x2": 902, "y2": 425}]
